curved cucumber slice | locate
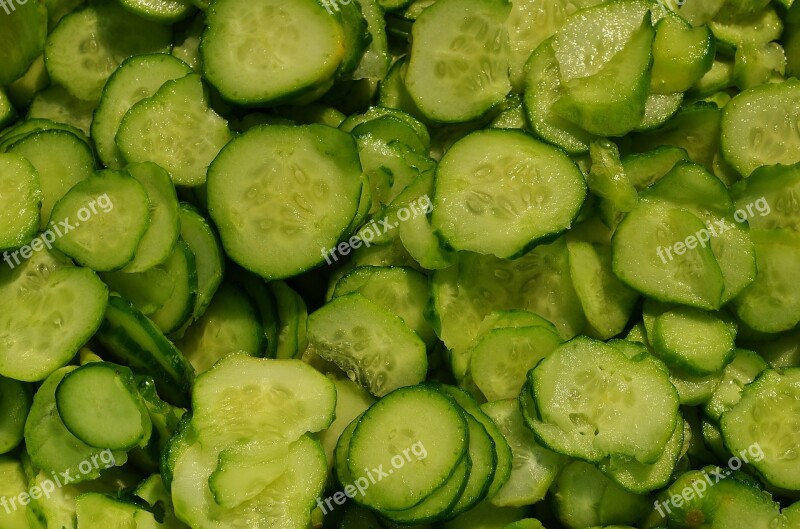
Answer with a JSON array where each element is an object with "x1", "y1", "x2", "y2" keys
[
  {"x1": 117, "y1": 73, "x2": 232, "y2": 187},
  {"x1": 432, "y1": 129, "x2": 586, "y2": 258},
  {"x1": 0, "y1": 0, "x2": 47, "y2": 85},
  {"x1": 146, "y1": 239, "x2": 197, "y2": 335},
  {"x1": 348, "y1": 385, "x2": 468, "y2": 511},
  {"x1": 56, "y1": 362, "x2": 151, "y2": 450},
  {"x1": 704, "y1": 348, "x2": 768, "y2": 421},
  {"x1": 524, "y1": 336, "x2": 679, "y2": 463},
  {"x1": 0, "y1": 153, "x2": 41, "y2": 249},
  {"x1": 207, "y1": 124, "x2": 362, "y2": 280},
  {"x1": 612, "y1": 201, "x2": 725, "y2": 310},
  {"x1": 0, "y1": 256, "x2": 107, "y2": 382},
  {"x1": 721, "y1": 79, "x2": 800, "y2": 177},
  {"x1": 721, "y1": 368, "x2": 800, "y2": 491},
  {"x1": 405, "y1": 0, "x2": 512, "y2": 122},
  {"x1": 650, "y1": 14, "x2": 715, "y2": 94},
  {"x1": 191, "y1": 354, "x2": 336, "y2": 449},
  {"x1": 44, "y1": 2, "x2": 171, "y2": 102},
  {"x1": 122, "y1": 162, "x2": 181, "y2": 273},
  {"x1": 307, "y1": 293, "x2": 427, "y2": 397},
  {"x1": 92, "y1": 53, "x2": 192, "y2": 169},
  {"x1": 178, "y1": 203, "x2": 224, "y2": 320},
  {"x1": 731, "y1": 162, "x2": 800, "y2": 232},
  {"x1": 51, "y1": 169, "x2": 151, "y2": 272},
  {"x1": 383, "y1": 457, "x2": 470, "y2": 524},
  {"x1": 201, "y1": 0, "x2": 345, "y2": 105},
  {"x1": 652, "y1": 307, "x2": 735, "y2": 375},
  {"x1": 0, "y1": 376, "x2": 31, "y2": 454}
]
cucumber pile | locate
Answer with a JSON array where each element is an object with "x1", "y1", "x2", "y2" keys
[{"x1": 1, "y1": 0, "x2": 800, "y2": 528}]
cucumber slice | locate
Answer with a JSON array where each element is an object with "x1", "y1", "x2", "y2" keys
[
  {"x1": 383, "y1": 458, "x2": 470, "y2": 524},
  {"x1": 176, "y1": 282, "x2": 265, "y2": 373},
  {"x1": 553, "y1": 13, "x2": 654, "y2": 137},
  {"x1": 505, "y1": 0, "x2": 569, "y2": 92},
  {"x1": 75, "y1": 493, "x2": 161, "y2": 529},
  {"x1": 6, "y1": 129, "x2": 95, "y2": 229},
  {"x1": 56, "y1": 362, "x2": 151, "y2": 450},
  {"x1": 97, "y1": 295, "x2": 194, "y2": 407},
  {"x1": 652, "y1": 307, "x2": 735, "y2": 376},
  {"x1": 733, "y1": 229, "x2": 800, "y2": 333},
  {"x1": 431, "y1": 129, "x2": 586, "y2": 258},
  {"x1": 307, "y1": 293, "x2": 427, "y2": 397},
  {"x1": 0, "y1": 376, "x2": 30, "y2": 454},
  {"x1": 0, "y1": 255, "x2": 107, "y2": 382},
  {"x1": 27, "y1": 84, "x2": 96, "y2": 135},
  {"x1": 171, "y1": 434, "x2": 328, "y2": 529},
  {"x1": 721, "y1": 368, "x2": 800, "y2": 491},
  {"x1": 191, "y1": 354, "x2": 336, "y2": 448},
  {"x1": 0, "y1": 457, "x2": 32, "y2": 528},
  {"x1": 523, "y1": 38, "x2": 592, "y2": 154},
  {"x1": 178, "y1": 203, "x2": 224, "y2": 320},
  {"x1": 24, "y1": 367, "x2": 126, "y2": 482},
  {"x1": 44, "y1": 2, "x2": 172, "y2": 102},
  {"x1": 436, "y1": 384, "x2": 513, "y2": 500},
  {"x1": 92, "y1": 53, "x2": 192, "y2": 169},
  {"x1": 704, "y1": 348, "x2": 768, "y2": 421},
  {"x1": 348, "y1": 385, "x2": 468, "y2": 511},
  {"x1": 470, "y1": 326, "x2": 563, "y2": 401},
  {"x1": 121, "y1": 162, "x2": 181, "y2": 273},
  {"x1": 650, "y1": 14, "x2": 715, "y2": 94},
  {"x1": 332, "y1": 266, "x2": 437, "y2": 347},
  {"x1": 731, "y1": 163, "x2": 800, "y2": 232},
  {"x1": 483, "y1": 398, "x2": 566, "y2": 507},
  {"x1": 0, "y1": 0, "x2": 47, "y2": 84},
  {"x1": 146, "y1": 239, "x2": 197, "y2": 335},
  {"x1": 566, "y1": 216, "x2": 639, "y2": 339},
  {"x1": 635, "y1": 92, "x2": 683, "y2": 132},
  {"x1": 0, "y1": 153, "x2": 41, "y2": 249},
  {"x1": 319, "y1": 377, "x2": 375, "y2": 471},
  {"x1": 269, "y1": 281, "x2": 308, "y2": 360},
  {"x1": 404, "y1": 0, "x2": 512, "y2": 122},
  {"x1": 721, "y1": 79, "x2": 800, "y2": 177},
  {"x1": 598, "y1": 411, "x2": 684, "y2": 493},
  {"x1": 523, "y1": 336, "x2": 679, "y2": 463},
  {"x1": 207, "y1": 124, "x2": 362, "y2": 280},
  {"x1": 208, "y1": 439, "x2": 290, "y2": 508},
  {"x1": 50, "y1": 169, "x2": 150, "y2": 272},
  {"x1": 201, "y1": 0, "x2": 345, "y2": 105},
  {"x1": 612, "y1": 201, "x2": 725, "y2": 310},
  {"x1": 552, "y1": 460, "x2": 650, "y2": 528},
  {"x1": 116, "y1": 73, "x2": 232, "y2": 187},
  {"x1": 101, "y1": 260, "x2": 173, "y2": 316}
]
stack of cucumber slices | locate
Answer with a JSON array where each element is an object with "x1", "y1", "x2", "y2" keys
[{"x1": 1, "y1": 0, "x2": 800, "y2": 528}]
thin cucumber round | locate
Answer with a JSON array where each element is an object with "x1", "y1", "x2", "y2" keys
[
  {"x1": 56, "y1": 362, "x2": 151, "y2": 450},
  {"x1": 0, "y1": 153, "x2": 41, "y2": 249}
]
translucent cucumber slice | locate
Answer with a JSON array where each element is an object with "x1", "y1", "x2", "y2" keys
[
  {"x1": 635, "y1": 92, "x2": 683, "y2": 131},
  {"x1": 92, "y1": 54, "x2": 193, "y2": 169},
  {"x1": 721, "y1": 79, "x2": 800, "y2": 177},
  {"x1": 28, "y1": 84, "x2": 96, "y2": 135},
  {"x1": 523, "y1": 38, "x2": 592, "y2": 154},
  {"x1": 307, "y1": 293, "x2": 427, "y2": 397},
  {"x1": 0, "y1": 255, "x2": 107, "y2": 382},
  {"x1": 207, "y1": 124, "x2": 362, "y2": 280},
  {"x1": 201, "y1": 0, "x2": 345, "y2": 104},
  {"x1": 51, "y1": 169, "x2": 150, "y2": 272},
  {"x1": 652, "y1": 307, "x2": 735, "y2": 375},
  {"x1": 116, "y1": 73, "x2": 232, "y2": 187},
  {"x1": 483, "y1": 398, "x2": 566, "y2": 507},
  {"x1": 44, "y1": 2, "x2": 171, "y2": 102},
  {"x1": 704, "y1": 348, "x2": 768, "y2": 421},
  {"x1": 146, "y1": 240, "x2": 197, "y2": 335},
  {"x1": 405, "y1": 0, "x2": 512, "y2": 122},
  {"x1": 431, "y1": 129, "x2": 586, "y2": 258},
  {"x1": 332, "y1": 266, "x2": 437, "y2": 347},
  {"x1": 172, "y1": 435, "x2": 327, "y2": 529},
  {"x1": 208, "y1": 440, "x2": 290, "y2": 509},
  {"x1": 733, "y1": 229, "x2": 800, "y2": 333},
  {"x1": 0, "y1": 153, "x2": 41, "y2": 249},
  {"x1": 0, "y1": 0, "x2": 47, "y2": 84},
  {"x1": 721, "y1": 368, "x2": 800, "y2": 491},
  {"x1": 612, "y1": 201, "x2": 725, "y2": 310},
  {"x1": 650, "y1": 14, "x2": 715, "y2": 94},
  {"x1": 117, "y1": 0, "x2": 195, "y2": 23},
  {"x1": 178, "y1": 203, "x2": 224, "y2": 320},
  {"x1": 191, "y1": 354, "x2": 336, "y2": 449},
  {"x1": 525, "y1": 336, "x2": 679, "y2": 463}
]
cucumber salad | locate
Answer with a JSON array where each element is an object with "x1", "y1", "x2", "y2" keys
[{"x1": 1, "y1": 0, "x2": 800, "y2": 528}]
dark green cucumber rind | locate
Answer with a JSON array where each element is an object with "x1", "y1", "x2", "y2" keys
[{"x1": 97, "y1": 295, "x2": 194, "y2": 407}]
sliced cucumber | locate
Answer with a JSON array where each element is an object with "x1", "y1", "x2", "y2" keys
[
  {"x1": 56, "y1": 362, "x2": 151, "y2": 451},
  {"x1": 0, "y1": 153, "x2": 41, "y2": 249},
  {"x1": 207, "y1": 124, "x2": 362, "y2": 280},
  {"x1": 431, "y1": 129, "x2": 586, "y2": 258},
  {"x1": 0, "y1": 376, "x2": 31, "y2": 454},
  {"x1": 178, "y1": 203, "x2": 224, "y2": 320},
  {"x1": 307, "y1": 293, "x2": 427, "y2": 396},
  {"x1": 652, "y1": 307, "x2": 735, "y2": 375}
]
